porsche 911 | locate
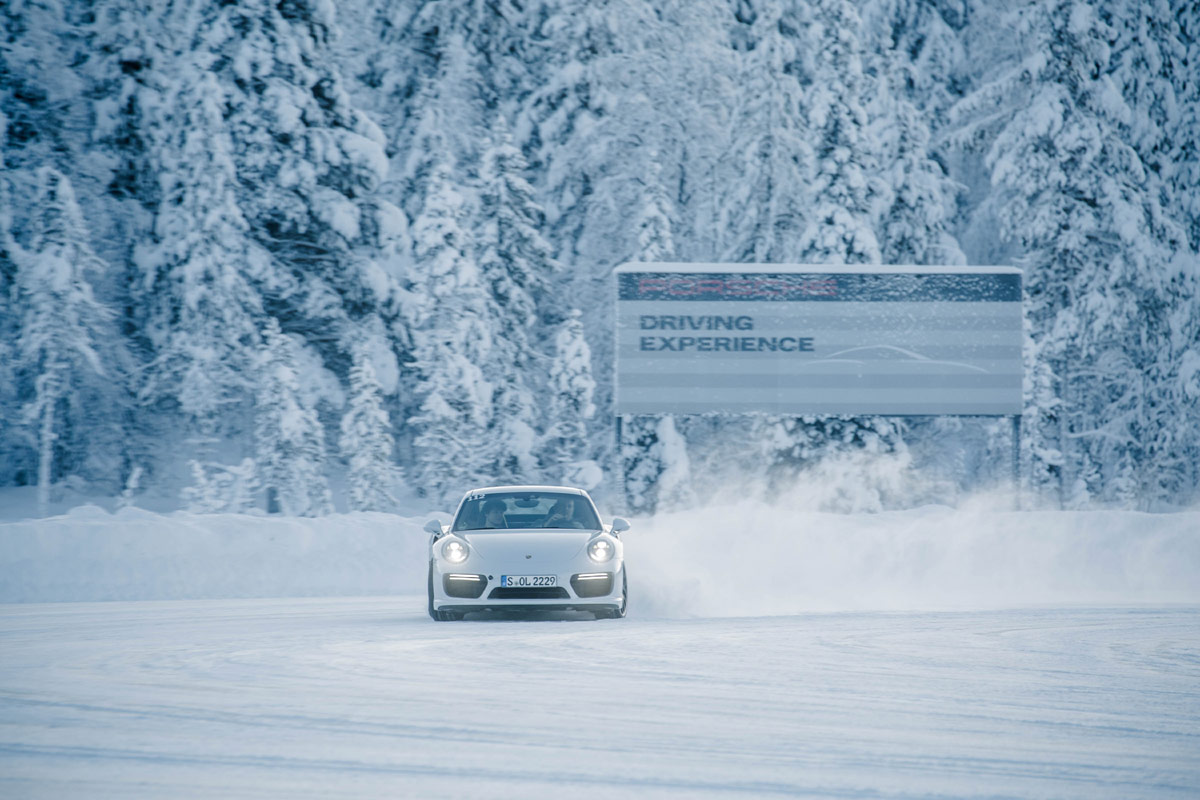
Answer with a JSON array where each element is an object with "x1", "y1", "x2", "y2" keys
[{"x1": 425, "y1": 486, "x2": 630, "y2": 620}]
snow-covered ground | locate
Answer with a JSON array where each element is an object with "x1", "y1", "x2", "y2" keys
[
  {"x1": 2, "y1": 599, "x2": 1197, "y2": 798},
  {"x1": 2, "y1": 503, "x2": 1198, "y2": 797}
]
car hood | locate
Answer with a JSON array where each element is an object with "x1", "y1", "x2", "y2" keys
[{"x1": 461, "y1": 530, "x2": 596, "y2": 563}]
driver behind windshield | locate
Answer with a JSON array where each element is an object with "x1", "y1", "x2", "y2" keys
[{"x1": 481, "y1": 499, "x2": 508, "y2": 529}]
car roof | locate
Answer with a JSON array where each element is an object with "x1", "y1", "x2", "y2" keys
[{"x1": 463, "y1": 485, "x2": 590, "y2": 497}]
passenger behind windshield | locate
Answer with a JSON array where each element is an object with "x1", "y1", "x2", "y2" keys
[
  {"x1": 453, "y1": 492, "x2": 600, "y2": 531},
  {"x1": 542, "y1": 498, "x2": 585, "y2": 529}
]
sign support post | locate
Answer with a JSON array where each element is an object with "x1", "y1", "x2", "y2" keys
[
  {"x1": 1011, "y1": 413, "x2": 1022, "y2": 509},
  {"x1": 614, "y1": 414, "x2": 626, "y2": 515}
]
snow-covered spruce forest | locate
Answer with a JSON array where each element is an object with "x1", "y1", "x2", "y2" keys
[{"x1": 1, "y1": 0, "x2": 1198, "y2": 516}]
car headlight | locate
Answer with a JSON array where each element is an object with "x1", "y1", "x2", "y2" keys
[
  {"x1": 587, "y1": 538, "x2": 615, "y2": 563},
  {"x1": 441, "y1": 539, "x2": 469, "y2": 564}
]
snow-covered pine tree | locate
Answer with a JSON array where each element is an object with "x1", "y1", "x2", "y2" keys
[
  {"x1": 859, "y1": 0, "x2": 981, "y2": 495},
  {"x1": 651, "y1": 415, "x2": 694, "y2": 510},
  {"x1": 446, "y1": 0, "x2": 531, "y2": 105},
  {"x1": 635, "y1": 157, "x2": 677, "y2": 264},
  {"x1": 86, "y1": 0, "x2": 167, "y2": 205},
  {"x1": 11, "y1": 167, "x2": 126, "y2": 515},
  {"x1": 397, "y1": 38, "x2": 487, "y2": 221},
  {"x1": 1064, "y1": 1, "x2": 1192, "y2": 506},
  {"x1": 358, "y1": 0, "x2": 525, "y2": 204},
  {"x1": 349, "y1": 5, "x2": 537, "y2": 412},
  {"x1": 5, "y1": 0, "x2": 138, "y2": 315},
  {"x1": 519, "y1": 0, "x2": 670, "y2": 257},
  {"x1": 137, "y1": 66, "x2": 268, "y2": 438},
  {"x1": 0, "y1": 156, "x2": 21, "y2": 488},
  {"x1": 516, "y1": 0, "x2": 732, "y2": 489},
  {"x1": 1, "y1": 0, "x2": 91, "y2": 189},
  {"x1": 478, "y1": 118, "x2": 557, "y2": 334},
  {"x1": 873, "y1": 97, "x2": 966, "y2": 266},
  {"x1": 955, "y1": 0, "x2": 1192, "y2": 506},
  {"x1": 407, "y1": 160, "x2": 496, "y2": 507},
  {"x1": 618, "y1": 160, "x2": 695, "y2": 508},
  {"x1": 866, "y1": 13, "x2": 966, "y2": 270},
  {"x1": 1109, "y1": 0, "x2": 1200, "y2": 506},
  {"x1": 512, "y1": 0, "x2": 735, "y2": 268},
  {"x1": 748, "y1": 0, "x2": 902, "y2": 494},
  {"x1": 254, "y1": 318, "x2": 333, "y2": 516},
  {"x1": 180, "y1": 458, "x2": 259, "y2": 514},
  {"x1": 340, "y1": 342, "x2": 402, "y2": 511},
  {"x1": 1105, "y1": 1, "x2": 1184, "y2": 197},
  {"x1": 641, "y1": 1, "x2": 741, "y2": 263},
  {"x1": 476, "y1": 117, "x2": 560, "y2": 484},
  {"x1": 1168, "y1": 0, "x2": 1200, "y2": 251},
  {"x1": 797, "y1": 0, "x2": 885, "y2": 265},
  {"x1": 861, "y1": 0, "x2": 968, "y2": 129},
  {"x1": 620, "y1": 417, "x2": 659, "y2": 514},
  {"x1": 384, "y1": 0, "x2": 533, "y2": 209},
  {"x1": 520, "y1": 0, "x2": 618, "y2": 209},
  {"x1": 181, "y1": 461, "x2": 222, "y2": 514},
  {"x1": 719, "y1": 0, "x2": 812, "y2": 263},
  {"x1": 180, "y1": 0, "x2": 403, "y2": 374},
  {"x1": 542, "y1": 309, "x2": 601, "y2": 487},
  {"x1": 622, "y1": 415, "x2": 694, "y2": 513}
]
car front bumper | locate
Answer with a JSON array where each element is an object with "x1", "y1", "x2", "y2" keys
[{"x1": 432, "y1": 565, "x2": 624, "y2": 613}]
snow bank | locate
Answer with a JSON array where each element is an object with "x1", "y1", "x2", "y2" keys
[
  {"x1": 0, "y1": 506, "x2": 430, "y2": 603},
  {"x1": 1, "y1": 502, "x2": 1196, "y2": 612}
]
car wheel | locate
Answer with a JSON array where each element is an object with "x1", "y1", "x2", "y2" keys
[
  {"x1": 427, "y1": 564, "x2": 438, "y2": 621},
  {"x1": 596, "y1": 569, "x2": 628, "y2": 620}
]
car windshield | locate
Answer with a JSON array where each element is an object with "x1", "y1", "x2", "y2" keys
[{"x1": 452, "y1": 491, "x2": 601, "y2": 532}]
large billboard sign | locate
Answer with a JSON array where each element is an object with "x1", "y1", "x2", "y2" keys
[{"x1": 614, "y1": 263, "x2": 1023, "y2": 416}]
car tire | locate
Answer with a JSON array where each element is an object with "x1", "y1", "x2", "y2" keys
[
  {"x1": 596, "y1": 569, "x2": 628, "y2": 620},
  {"x1": 427, "y1": 564, "x2": 438, "y2": 621},
  {"x1": 437, "y1": 608, "x2": 461, "y2": 621}
]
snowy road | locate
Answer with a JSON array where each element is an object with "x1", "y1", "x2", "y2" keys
[{"x1": 1, "y1": 599, "x2": 1198, "y2": 798}]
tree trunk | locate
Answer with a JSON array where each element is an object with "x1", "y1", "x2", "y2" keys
[{"x1": 36, "y1": 384, "x2": 57, "y2": 518}]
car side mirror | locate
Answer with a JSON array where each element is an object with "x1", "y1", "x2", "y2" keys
[
  {"x1": 423, "y1": 519, "x2": 445, "y2": 535},
  {"x1": 610, "y1": 517, "x2": 631, "y2": 533}
]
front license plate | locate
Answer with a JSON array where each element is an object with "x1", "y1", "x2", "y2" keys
[{"x1": 501, "y1": 575, "x2": 556, "y2": 587}]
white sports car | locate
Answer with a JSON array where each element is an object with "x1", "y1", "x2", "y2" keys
[{"x1": 425, "y1": 486, "x2": 630, "y2": 621}]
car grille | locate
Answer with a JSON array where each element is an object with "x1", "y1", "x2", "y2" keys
[
  {"x1": 487, "y1": 587, "x2": 570, "y2": 600},
  {"x1": 443, "y1": 574, "x2": 487, "y2": 599},
  {"x1": 571, "y1": 572, "x2": 614, "y2": 597}
]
